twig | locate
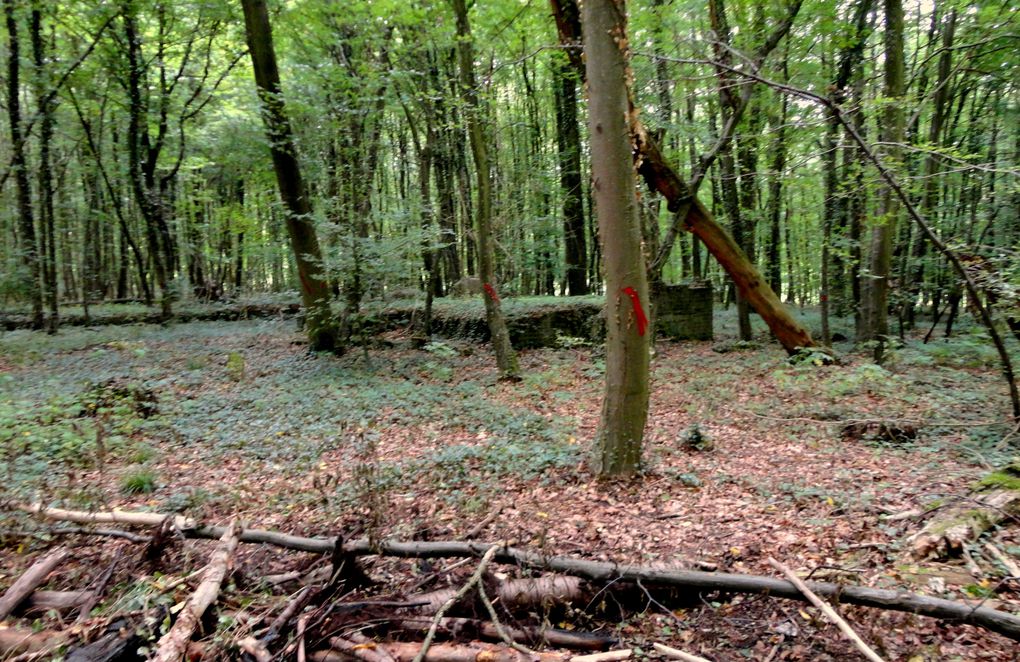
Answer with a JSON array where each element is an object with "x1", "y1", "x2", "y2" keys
[
  {"x1": 570, "y1": 651, "x2": 632, "y2": 662},
  {"x1": 464, "y1": 508, "x2": 503, "y2": 540},
  {"x1": 767, "y1": 558, "x2": 885, "y2": 662},
  {"x1": 76, "y1": 557, "x2": 118, "y2": 623},
  {"x1": 413, "y1": 545, "x2": 500, "y2": 662},
  {"x1": 651, "y1": 643, "x2": 711, "y2": 662},
  {"x1": 477, "y1": 580, "x2": 536, "y2": 656},
  {"x1": 237, "y1": 636, "x2": 272, "y2": 662}
]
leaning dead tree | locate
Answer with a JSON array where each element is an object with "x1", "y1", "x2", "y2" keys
[
  {"x1": 662, "y1": 56, "x2": 1020, "y2": 420},
  {"x1": 548, "y1": 0, "x2": 814, "y2": 355}
]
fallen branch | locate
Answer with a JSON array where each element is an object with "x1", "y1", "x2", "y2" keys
[
  {"x1": 985, "y1": 543, "x2": 1020, "y2": 578},
  {"x1": 22, "y1": 506, "x2": 1020, "y2": 640},
  {"x1": 414, "y1": 576, "x2": 587, "y2": 614},
  {"x1": 315, "y1": 641, "x2": 568, "y2": 662},
  {"x1": 651, "y1": 643, "x2": 711, "y2": 662},
  {"x1": 20, "y1": 503, "x2": 195, "y2": 530},
  {"x1": 394, "y1": 617, "x2": 614, "y2": 650},
  {"x1": 20, "y1": 590, "x2": 94, "y2": 615},
  {"x1": 768, "y1": 558, "x2": 885, "y2": 662},
  {"x1": 152, "y1": 522, "x2": 240, "y2": 662},
  {"x1": 415, "y1": 545, "x2": 499, "y2": 662},
  {"x1": 0, "y1": 547, "x2": 71, "y2": 620}
]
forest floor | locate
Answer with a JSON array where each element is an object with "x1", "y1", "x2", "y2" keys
[{"x1": 1, "y1": 309, "x2": 1019, "y2": 660}]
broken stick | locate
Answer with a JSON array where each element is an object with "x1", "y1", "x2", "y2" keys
[
  {"x1": 152, "y1": 522, "x2": 240, "y2": 662},
  {"x1": 651, "y1": 643, "x2": 711, "y2": 662},
  {"x1": 767, "y1": 558, "x2": 885, "y2": 662},
  {"x1": 0, "y1": 547, "x2": 71, "y2": 621}
]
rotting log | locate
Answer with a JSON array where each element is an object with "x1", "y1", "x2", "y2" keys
[
  {"x1": 20, "y1": 506, "x2": 1020, "y2": 640},
  {"x1": 909, "y1": 489, "x2": 1020, "y2": 560},
  {"x1": 0, "y1": 546, "x2": 71, "y2": 620}
]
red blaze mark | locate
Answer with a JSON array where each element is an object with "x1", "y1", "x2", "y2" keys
[
  {"x1": 483, "y1": 282, "x2": 501, "y2": 304},
  {"x1": 622, "y1": 287, "x2": 648, "y2": 336}
]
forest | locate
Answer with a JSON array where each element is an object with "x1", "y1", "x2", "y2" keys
[{"x1": 1, "y1": 0, "x2": 1019, "y2": 659}]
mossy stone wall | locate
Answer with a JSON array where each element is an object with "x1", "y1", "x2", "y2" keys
[{"x1": 655, "y1": 284, "x2": 714, "y2": 341}]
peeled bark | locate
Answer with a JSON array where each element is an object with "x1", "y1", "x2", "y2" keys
[{"x1": 241, "y1": 0, "x2": 338, "y2": 352}]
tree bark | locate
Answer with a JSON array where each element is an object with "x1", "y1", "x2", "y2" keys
[
  {"x1": 451, "y1": 0, "x2": 519, "y2": 380},
  {"x1": 861, "y1": 0, "x2": 905, "y2": 345},
  {"x1": 241, "y1": 0, "x2": 339, "y2": 352},
  {"x1": 583, "y1": 0, "x2": 650, "y2": 477},
  {"x1": 4, "y1": 0, "x2": 43, "y2": 329},
  {"x1": 30, "y1": 5, "x2": 58, "y2": 333},
  {"x1": 553, "y1": 54, "x2": 588, "y2": 296}
]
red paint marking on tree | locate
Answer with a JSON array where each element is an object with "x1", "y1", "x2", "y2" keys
[
  {"x1": 622, "y1": 287, "x2": 648, "y2": 336},
  {"x1": 483, "y1": 282, "x2": 501, "y2": 304}
]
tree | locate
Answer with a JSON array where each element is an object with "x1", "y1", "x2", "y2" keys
[
  {"x1": 4, "y1": 0, "x2": 43, "y2": 329},
  {"x1": 861, "y1": 0, "x2": 905, "y2": 348},
  {"x1": 451, "y1": 0, "x2": 520, "y2": 380},
  {"x1": 240, "y1": 0, "x2": 338, "y2": 352},
  {"x1": 583, "y1": 0, "x2": 650, "y2": 477}
]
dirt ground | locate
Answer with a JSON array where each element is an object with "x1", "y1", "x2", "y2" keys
[{"x1": 1, "y1": 314, "x2": 1018, "y2": 660}]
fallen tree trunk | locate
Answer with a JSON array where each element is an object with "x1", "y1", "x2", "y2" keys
[
  {"x1": 21, "y1": 505, "x2": 1020, "y2": 640},
  {"x1": 413, "y1": 576, "x2": 587, "y2": 614},
  {"x1": 21, "y1": 589, "x2": 94, "y2": 615},
  {"x1": 0, "y1": 546, "x2": 71, "y2": 620},
  {"x1": 152, "y1": 522, "x2": 240, "y2": 662},
  {"x1": 909, "y1": 488, "x2": 1020, "y2": 559}
]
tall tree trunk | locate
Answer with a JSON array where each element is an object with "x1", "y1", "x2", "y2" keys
[
  {"x1": 764, "y1": 69, "x2": 787, "y2": 297},
  {"x1": 451, "y1": 0, "x2": 519, "y2": 380},
  {"x1": 123, "y1": 3, "x2": 174, "y2": 319},
  {"x1": 4, "y1": 0, "x2": 43, "y2": 329},
  {"x1": 241, "y1": 0, "x2": 338, "y2": 352},
  {"x1": 708, "y1": 0, "x2": 753, "y2": 340},
  {"x1": 905, "y1": 8, "x2": 956, "y2": 327},
  {"x1": 552, "y1": 53, "x2": 588, "y2": 296},
  {"x1": 583, "y1": 0, "x2": 650, "y2": 477},
  {"x1": 31, "y1": 5, "x2": 58, "y2": 333},
  {"x1": 861, "y1": 0, "x2": 905, "y2": 348}
]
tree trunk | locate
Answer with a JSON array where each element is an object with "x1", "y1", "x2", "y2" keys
[
  {"x1": 764, "y1": 58, "x2": 787, "y2": 297},
  {"x1": 4, "y1": 0, "x2": 43, "y2": 329},
  {"x1": 861, "y1": 0, "x2": 905, "y2": 347},
  {"x1": 30, "y1": 5, "x2": 58, "y2": 333},
  {"x1": 905, "y1": 8, "x2": 956, "y2": 327},
  {"x1": 553, "y1": 54, "x2": 588, "y2": 296},
  {"x1": 241, "y1": 0, "x2": 338, "y2": 352},
  {"x1": 451, "y1": 0, "x2": 519, "y2": 380},
  {"x1": 583, "y1": 0, "x2": 650, "y2": 477}
]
